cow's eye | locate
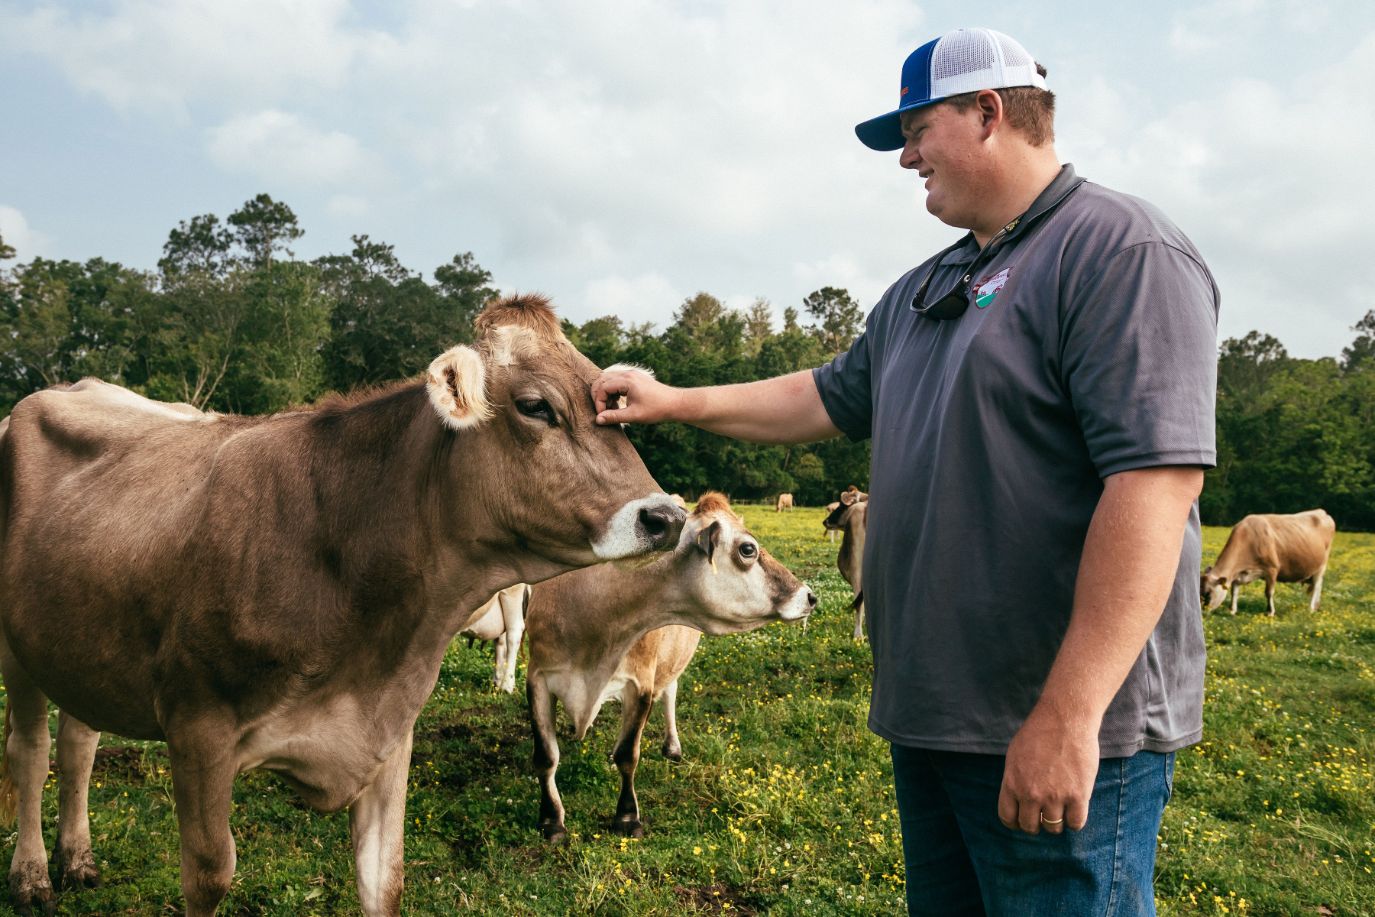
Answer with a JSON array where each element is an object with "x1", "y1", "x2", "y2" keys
[
  {"x1": 738, "y1": 542, "x2": 757, "y2": 559},
  {"x1": 515, "y1": 398, "x2": 557, "y2": 426}
]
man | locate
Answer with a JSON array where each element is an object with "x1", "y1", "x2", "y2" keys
[{"x1": 593, "y1": 27, "x2": 1217, "y2": 915}]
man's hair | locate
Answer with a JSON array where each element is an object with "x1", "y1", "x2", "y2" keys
[{"x1": 945, "y1": 63, "x2": 1055, "y2": 146}]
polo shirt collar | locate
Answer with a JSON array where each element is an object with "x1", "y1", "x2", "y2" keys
[{"x1": 936, "y1": 163, "x2": 1085, "y2": 267}]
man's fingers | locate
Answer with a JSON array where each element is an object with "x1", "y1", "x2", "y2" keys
[
  {"x1": 996, "y1": 784, "x2": 1019, "y2": 831},
  {"x1": 1016, "y1": 800, "x2": 1041, "y2": 834},
  {"x1": 1064, "y1": 797, "x2": 1090, "y2": 832},
  {"x1": 1038, "y1": 806, "x2": 1067, "y2": 835}
]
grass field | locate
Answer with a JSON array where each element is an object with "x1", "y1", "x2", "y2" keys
[{"x1": 0, "y1": 507, "x2": 1372, "y2": 915}]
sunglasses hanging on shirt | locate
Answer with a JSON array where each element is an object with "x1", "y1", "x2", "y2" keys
[
  {"x1": 910, "y1": 178, "x2": 1084, "y2": 322},
  {"x1": 910, "y1": 218, "x2": 1019, "y2": 321}
]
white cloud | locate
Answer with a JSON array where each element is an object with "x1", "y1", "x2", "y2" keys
[
  {"x1": 0, "y1": 0, "x2": 381, "y2": 114},
  {"x1": 582, "y1": 272, "x2": 684, "y2": 323},
  {"x1": 205, "y1": 110, "x2": 376, "y2": 186},
  {"x1": 0, "y1": 206, "x2": 52, "y2": 262},
  {"x1": 1067, "y1": 29, "x2": 1375, "y2": 355}
]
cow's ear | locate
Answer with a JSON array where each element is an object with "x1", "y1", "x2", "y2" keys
[
  {"x1": 695, "y1": 520, "x2": 722, "y2": 566},
  {"x1": 1203, "y1": 565, "x2": 1213, "y2": 576},
  {"x1": 426, "y1": 345, "x2": 491, "y2": 430},
  {"x1": 841, "y1": 490, "x2": 858, "y2": 506}
]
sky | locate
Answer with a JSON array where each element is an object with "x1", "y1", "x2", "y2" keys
[{"x1": 2, "y1": 0, "x2": 1372, "y2": 359}]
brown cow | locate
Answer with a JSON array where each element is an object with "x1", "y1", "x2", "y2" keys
[
  {"x1": 0, "y1": 295, "x2": 685, "y2": 917},
  {"x1": 524, "y1": 492, "x2": 813, "y2": 842},
  {"x1": 1202, "y1": 509, "x2": 1336, "y2": 616},
  {"x1": 775, "y1": 492, "x2": 794, "y2": 512},
  {"x1": 823, "y1": 488, "x2": 868, "y2": 640}
]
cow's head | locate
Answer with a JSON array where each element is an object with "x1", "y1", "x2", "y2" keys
[
  {"x1": 1200, "y1": 566, "x2": 1229, "y2": 610},
  {"x1": 823, "y1": 488, "x2": 864, "y2": 532},
  {"x1": 424, "y1": 294, "x2": 684, "y2": 575},
  {"x1": 670, "y1": 493, "x2": 815, "y2": 635}
]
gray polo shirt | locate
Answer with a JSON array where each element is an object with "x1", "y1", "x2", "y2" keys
[{"x1": 814, "y1": 165, "x2": 1218, "y2": 757}]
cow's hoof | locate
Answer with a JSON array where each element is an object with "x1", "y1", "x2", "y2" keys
[
  {"x1": 662, "y1": 746, "x2": 683, "y2": 762},
  {"x1": 539, "y1": 823, "x2": 568, "y2": 845},
  {"x1": 611, "y1": 818, "x2": 645, "y2": 839},
  {"x1": 55, "y1": 847, "x2": 101, "y2": 890},
  {"x1": 8, "y1": 863, "x2": 55, "y2": 917}
]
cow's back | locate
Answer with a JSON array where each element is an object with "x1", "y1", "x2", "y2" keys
[{"x1": 1220, "y1": 510, "x2": 1334, "y2": 581}]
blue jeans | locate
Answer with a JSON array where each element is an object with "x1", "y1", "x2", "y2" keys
[{"x1": 890, "y1": 744, "x2": 1175, "y2": 916}]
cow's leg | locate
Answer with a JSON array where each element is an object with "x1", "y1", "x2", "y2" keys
[
  {"x1": 660, "y1": 679, "x2": 683, "y2": 762},
  {"x1": 167, "y1": 732, "x2": 237, "y2": 917},
  {"x1": 498, "y1": 596, "x2": 525, "y2": 695},
  {"x1": 852, "y1": 595, "x2": 866, "y2": 641},
  {"x1": 1229, "y1": 584, "x2": 1239, "y2": 615},
  {"x1": 1265, "y1": 576, "x2": 1277, "y2": 617},
  {"x1": 491, "y1": 633, "x2": 507, "y2": 692},
  {"x1": 1309, "y1": 565, "x2": 1327, "y2": 612},
  {"x1": 53, "y1": 712, "x2": 101, "y2": 891},
  {"x1": 349, "y1": 730, "x2": 412, "y2": 917},
  {"x1": 1, "y1": 655, "x2": 55, "y2": 916},
  {"x1": 610, "y1": 687, "x2": 653, "y2": 839},
  {"x1": 528, "y1": 673, "x2": 566, "y2": 843}
]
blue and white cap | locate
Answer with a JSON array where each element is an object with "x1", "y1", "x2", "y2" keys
[{"x1": 855, "y1": 28, "x2": 1047, "y2": 151}]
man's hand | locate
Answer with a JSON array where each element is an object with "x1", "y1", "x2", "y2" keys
[
  {"x1": 592, "y1": 367, "x2": 685, "y2": 426},
  {"x1": 998, "y1": 706, "x2": 1100, "y2": 835}
]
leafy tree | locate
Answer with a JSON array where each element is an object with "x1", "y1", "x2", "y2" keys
[
  {"x1": 318, "y1": 238, "x2": 495, "y2": 391},
  {"x1": 1342, "y1": 310, "x2": 1375, "y2": 372},
  {"x1": 159, "y1": 214, "x2": 234, "y2": 280},
  {"x1": 802, "y1": 286, "x2": 864, "y2": 356},
  {"x1": 227, "y1": 194, "x2": 304, "y2": 268}
]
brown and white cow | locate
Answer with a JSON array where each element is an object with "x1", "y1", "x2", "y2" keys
[
  {"x1": 524, "y1": 492, "x2": 814, "y2": 842},
  {"x1": 0, "y1": 295, "x2": 685, "y2": 917},
  {"x1": 823, "y1": 488, "x2": 868, "y2": 640},
  {"x1": 1202, "y1": 509, "x2": 1336, "y2": 616},
  {"x1": 459, "y1": 583, "x2": 531, "y2": 694},
  {"x1": 775, "y1": 492, "x2": 794, "y2": 512}
]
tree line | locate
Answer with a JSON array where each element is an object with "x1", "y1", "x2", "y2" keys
[{"x1": 2, "y1": 195, "x2": 1372, "y2": 525}]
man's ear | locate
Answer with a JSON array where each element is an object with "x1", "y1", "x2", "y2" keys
[
  {"x1": 976, "y1": 88, "x2": 1003, "y2": 138},
  {"x1": 426, "y1": 345, "x2": 491, "y2": 430}
]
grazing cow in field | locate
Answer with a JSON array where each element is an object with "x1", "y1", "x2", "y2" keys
[
  {"x1": 823, "y1": 502, "x2": 841, "y2": 542},
  {"x1": 775, "y1": 492, "x2": 794, "y2": 512},
  {"x1": 1202, "y1": 509, "x2": 1336, "y2": 616},
  {"x1": 524, "y1": 492, "x2": 814, "y2": 842},
  {"x1": 460, "y1": 583, "x2": 531, "y2": 693},
  {"x1": 823, "y1": 488, "x2": 869, "y2": 640},
  {"x1": 0, "y1": 295, "x2": 686, "y2": 917}
]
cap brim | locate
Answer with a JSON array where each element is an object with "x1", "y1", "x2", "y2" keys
[{"x1": 854, "y1": 97, "x2": 944, "y2": 151}]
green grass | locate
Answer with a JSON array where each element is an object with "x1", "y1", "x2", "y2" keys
[{"x1": 1, "y1": 509, "x2": 1372, "y2": 915}]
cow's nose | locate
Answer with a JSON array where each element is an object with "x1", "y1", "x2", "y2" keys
[
  {"x1": 638, "y1": 503, "x2": 686, "y2": 550},
  {"x1": 805, "y1": 589, "x2": 818, "y2": 609}
]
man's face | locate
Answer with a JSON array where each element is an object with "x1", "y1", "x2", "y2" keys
[{"x1": 899, "y1": 102, "x2": 988, "y2": 229}]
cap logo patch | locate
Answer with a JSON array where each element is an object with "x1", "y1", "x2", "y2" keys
[
  {"x1": 974, "y1": 267, "x2": 1011, "y2": 309},
  {"x1": 901, "y1": 86, "x2": 909, "y2": 96}
]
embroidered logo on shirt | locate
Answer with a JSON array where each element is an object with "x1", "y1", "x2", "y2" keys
[{"x1": 974, "y1": 267, "x2": 1011, "y2": 309}]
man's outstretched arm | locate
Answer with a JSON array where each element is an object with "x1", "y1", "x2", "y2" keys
[{"x1": 592, "y1": 367, "x2": 842, "y2": 445}]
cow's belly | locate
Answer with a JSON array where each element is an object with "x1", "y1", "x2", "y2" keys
[{"x1": 237, "y1": 695, "x2": 401, "y2": 812}]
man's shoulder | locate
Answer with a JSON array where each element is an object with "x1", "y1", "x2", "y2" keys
[{"x1": 1062, "y1": 180, "x2": 1203, "y2": 260}]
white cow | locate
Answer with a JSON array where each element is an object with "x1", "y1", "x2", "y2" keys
[{"x1": 459, "y1": 583, "x2": 531, "y2": 693}]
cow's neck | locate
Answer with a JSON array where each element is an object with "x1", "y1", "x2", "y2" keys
[
  {"x1": 565, "y1": 551, "x2": 694, "y2": 680},
  {"x1": 303, "y1": 386, "x2": 521, "y2": 692}
]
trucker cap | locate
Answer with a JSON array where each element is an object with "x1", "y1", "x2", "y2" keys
[{"x1": 855, "y1": 28, "x2": 1047, "y2": 151}]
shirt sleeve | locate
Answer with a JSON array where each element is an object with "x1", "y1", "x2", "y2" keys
[
  {"x1": 1060, "y1": 241, "x2": 1219, "y2": 477},
  {"x1": 812, "y1": 323, "x2": 875, "y2": 442}
]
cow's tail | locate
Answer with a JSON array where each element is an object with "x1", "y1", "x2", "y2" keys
[
  {"x1": 0, "y1": 696, "x2": 15, "y2": 827},
  {"x1": 851, "y1": 591, "x2": 864, "y2": 612}
]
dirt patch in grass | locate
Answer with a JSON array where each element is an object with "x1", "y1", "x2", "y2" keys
[
  {"x1": 673, "y1": 882, "x2": 760, "y2": 915},
  {"x1": 91, "y1": 745, "x2": 154, "y2": 782}
]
